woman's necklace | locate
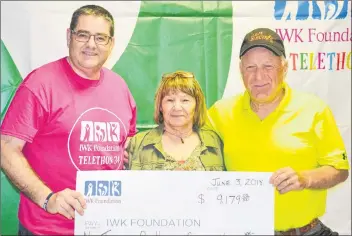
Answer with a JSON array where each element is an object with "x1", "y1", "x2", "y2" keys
[{"x1": 163, "y1": 128, "x2": 193, "y2": 144}]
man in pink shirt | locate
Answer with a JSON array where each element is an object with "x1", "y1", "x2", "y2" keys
[{"x1": 0, "y1": 5, "x2": 137, "y2": 235}]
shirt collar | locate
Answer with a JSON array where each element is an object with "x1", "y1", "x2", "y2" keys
[
  {"x1": 142, "y1": 125, "x2": 220, "y2": 149},
  {"x1": 242, "y1": 82, "x2": 292, "y2": 112}
]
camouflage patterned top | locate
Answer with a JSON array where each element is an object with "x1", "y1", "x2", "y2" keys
[
  {"x1": 127, "y1": 126, "x2": 224, "y2": 171},
  {"x1": 163, "y1": 144, "x2": 206, "y2": 171}
]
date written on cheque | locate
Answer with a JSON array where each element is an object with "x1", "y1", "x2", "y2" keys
[{"x1": 210, "y1": 177, "x2": 264, "y2": 187}]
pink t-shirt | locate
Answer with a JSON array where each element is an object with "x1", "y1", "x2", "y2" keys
[{"x1": 0, "y1": 57, "x2": 137, "y2": 235}]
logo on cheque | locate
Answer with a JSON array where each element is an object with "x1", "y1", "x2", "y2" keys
[{"x1": 84, "y1": 180, "x2": 122, "y2": 197}]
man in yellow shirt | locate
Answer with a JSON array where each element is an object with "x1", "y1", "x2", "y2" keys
[{"x1": 206, "y1": 28, "x2": 349, "y2": 235}]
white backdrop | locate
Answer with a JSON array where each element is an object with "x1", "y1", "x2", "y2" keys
[{"x1": 1, "y1": 1, "x2": 351, "y2": 234}]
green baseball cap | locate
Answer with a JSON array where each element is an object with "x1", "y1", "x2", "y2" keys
[{"x1": 239, "y1": 28, "x2": 286, "y2": 58}]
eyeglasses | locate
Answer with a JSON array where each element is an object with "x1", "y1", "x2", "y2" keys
[
  {"x1": 71, "y1": 30, "x2": 112, "y2": 45},
  {"x1": 162, "y1": 71, "x2": 194, "y2": 79}
]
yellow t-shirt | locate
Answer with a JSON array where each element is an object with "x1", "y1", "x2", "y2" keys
[{"x1": 206, "y1": 83, "x2": 349, "y2": 231}]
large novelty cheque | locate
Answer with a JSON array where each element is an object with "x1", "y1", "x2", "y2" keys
[{"x1": 75, "y1": 170, "x2": 274, "y2": 235}]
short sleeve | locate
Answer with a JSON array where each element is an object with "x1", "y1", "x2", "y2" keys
[
  {"x1": 127, "y1": 89, "x2": 137, "y2": 137},
  {"x1": 201, "y1": 129, "x2": 225, "y2": 171},
  {"x1": 204, "y1": 104, "x2": 223, "y2": 139},
  {"x1": 314, "y1": 106, "x2": 349, "y2": 170},
  {"x1": 0, "y1": 85, "x2": 46, "y2": 143},
  {"x1": 126, "y1": 135, "x2": 142, "y2": 170}
]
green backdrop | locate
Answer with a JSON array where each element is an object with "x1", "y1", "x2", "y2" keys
[
  {"x1": 0, "y1": 1, "x2": 232, "y2": 234},
  {"x1": 1, "y1": 40, "x2": 22, "y2": 235}
]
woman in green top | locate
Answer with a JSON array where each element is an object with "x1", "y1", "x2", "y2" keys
[{"x1": 127, "y1": 70, "x2": 224, "y2": 171}]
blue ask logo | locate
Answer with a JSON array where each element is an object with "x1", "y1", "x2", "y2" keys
[
  {"x1": 84, "y1": 180, "x2": 121, "y2": 196},
  {"x1": 274, "y1": 0, "x2": 350, "y2": 20}
]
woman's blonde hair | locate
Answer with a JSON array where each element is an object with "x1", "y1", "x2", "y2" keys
[{"x1": 154, "y1": 71, "x2": 207, "y2": 129}]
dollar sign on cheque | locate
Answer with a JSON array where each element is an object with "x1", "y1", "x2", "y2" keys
[{"x1": 198, "y1": 194, "x2": 205, "y2": 204}]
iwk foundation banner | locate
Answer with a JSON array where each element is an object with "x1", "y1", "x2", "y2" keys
[{"x1": 1, "y1": 1, "x2": 351, "y2": 235}]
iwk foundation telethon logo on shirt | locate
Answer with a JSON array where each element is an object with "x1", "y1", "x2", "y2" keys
[{"x1": 67, "y1": 107, "x2": 128, "y2": 171}]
